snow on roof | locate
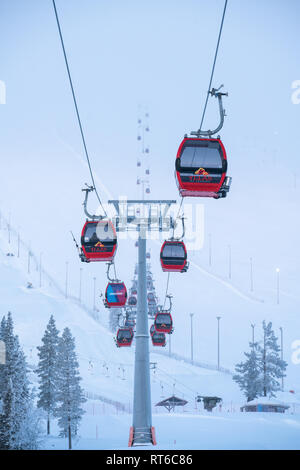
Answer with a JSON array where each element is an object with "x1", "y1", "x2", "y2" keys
[{"x1": 242, "y1": 398, "x2": 290, "y2": 408}]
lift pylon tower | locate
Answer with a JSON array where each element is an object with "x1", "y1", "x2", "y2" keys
[{"x1": 108, "y1": 199, "x2": 176, "y2": 446}]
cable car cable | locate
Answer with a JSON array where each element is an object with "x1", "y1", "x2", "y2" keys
[
  {"x1": 163, "y1": 196, "x2": 184, "y2": 306},
  {"x1": 163, "y1": 272, "x2": 171, "y2": 309},
  {"x1": 113, "y1": 262, "x2": 118, "y2": 281},
  {"x1": 199, "y1": 0, "x2": 228, "y2": 133},
  {"x1": 175, "y1": 197, "x2": 184, "y2": 222},
  {"x1": 52, "y1": 0, "x2": 107, "y2": 217}
]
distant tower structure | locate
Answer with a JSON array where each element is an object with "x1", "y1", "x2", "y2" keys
[{"x1": 136, "y1": 106, "x2": 151, "y2": 199}]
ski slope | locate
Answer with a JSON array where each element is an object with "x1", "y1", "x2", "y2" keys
[
  {"x1": 0, "y1": 227, "x2": 300, "y2": 450},
  {"x1": 0, "y1": 228, "x2": 241, "y2": 407}
]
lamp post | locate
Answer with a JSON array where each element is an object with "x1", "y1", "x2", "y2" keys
[
  {"x1": 228, "y1": 245, "x2": 231, "y2": 279},
  {"x1": 79, "y1": 268, "x2": 82, "y2": 304},
  {"x1": 17, "y1": 232, "x2": 20, "y2": 258},
  {"x1": 7, "y1": 213, "x2": 11, "y2": 244},
  {"x1": 28, "y1": 244, "x2": 31, "y2": 274},
  {"x1": 217, "y1": 316, "x2": 221, "y2": 370},
  {"x1": 39, "y1": 253, "x2": 42, "y2": 288},
  {"x1": 276, "y1": 268, "x2": 280, "y2": 305},
  {"x1": 65, "y1": 261, "x2": 69, "y2": 299},
  {"x1": 250, "y1": 257, "x2": 254, "y2": 292},
  {"x1": 251, "y1": 323, "x2": 255, "y2": 344},
  {"x1": 190, "y1": 313, "x2": 194, "y2": 364},
  {"x1": 93, "y1": 277, "x2": 96, "y2": 311}
]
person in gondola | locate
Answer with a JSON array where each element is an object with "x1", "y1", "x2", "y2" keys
[{"x1": 89, "y1": 230, "x2": 98, "y2": 244}]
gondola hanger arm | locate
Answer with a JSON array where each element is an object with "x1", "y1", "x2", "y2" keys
[
  {"x1": 164, "y1": 294, "x2": 172, "y2": 313},
  {"x1": 160, "y1": 294, "x2": 172, "y2": 313},
  {"x1": 118, "y1": 312, "x2": 124, "y2": 328},
  {"x1": 171, "y1": 216, "x2": 185, "y2": 241},
  {"x1": 82, "y1": 184, "x2": 105, "y2": 221},
  {"x1": 106, "y1": 261, "x2": 119, "y2": 282},
  {"x1": 190, "y1": 85, "x2": 228, "y2": 138}
]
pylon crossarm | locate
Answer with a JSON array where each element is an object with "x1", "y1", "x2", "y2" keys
[{"x1": 108, "y1": 200, "x2": 176, "y2": 233}]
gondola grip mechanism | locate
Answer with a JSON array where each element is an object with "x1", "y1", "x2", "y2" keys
[
  {"x1": 82, "y1": 184, "x2": 105, "y2": 221},
  {"x1": 190, "y1": 85, "x2": 228, "y2": 138}
]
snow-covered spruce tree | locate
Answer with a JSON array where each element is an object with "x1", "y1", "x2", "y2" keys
[
  {"x1": 233, "y1": 342, "x2": 262, "y2": 401},
  {"x1": 0, "y1": 379, "x2": 14, "y2": 449},
  {"x1": 16, "y1": 389, "x2": 43, "y2": 450},
  {"x1": 55, "y1": 328, "x2": 86, "y2": 450},
  {"x1": 36, "y1": 315, "x2": 60, "y2": 435},
  {"x1": 0, "y1": 312, "x2": 38, "y2": 449},
  {"x1": 258, "y1": 321, "x2": 287, "y2": 397},
  {"x1": 0, "y1": 316, "x2": 8, "y2": 397}
]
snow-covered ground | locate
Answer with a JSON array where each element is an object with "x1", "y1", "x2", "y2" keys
[
  {"x1": 0, "y1": 227, "x2": 300, "y2": 450},
  {"x1": 43, "y1": 411, "x2": 300, "y2": 451}
]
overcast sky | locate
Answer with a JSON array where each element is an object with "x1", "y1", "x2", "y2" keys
[{"x1": 0, "y1": 0, "x2": 299, "y2": 310}]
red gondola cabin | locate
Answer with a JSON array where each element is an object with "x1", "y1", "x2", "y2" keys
[
  {"x1": 152, "y1": 331, "x2": 166, "y2": 347},
  {"x1": 160, "y1": 241, "x2": 188, "y2": 273},
  {"x1": 81, "y1": 220, "x2": 117, "y2": 262},
  {"x1": 105, "y1": 282, "x2": 127, "y2": 308},
  {"x1": 128, "y1": 295, "x2": 137, "y2": 306},
  {"x1": 150, "y1": 324, "x2": 155, "y2": 337},
  {"x1": 154, "y1": 312, "x2": 173, "y2": 334},
  {"x1": 175, "y1": 138, "x2": 231, "y2": 198},
  {"x1": 116, "y1": 328, "x2": 134, "y2": 347},
  {"x1": 147, "y1": 292, "x2": 156, "y2": 305}
]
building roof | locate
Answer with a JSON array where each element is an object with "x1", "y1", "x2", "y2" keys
[
  {"x1": 155, "y1": 395, "x2": 188, "y2": 408},
  {"x1": 242, "y1": 398, "x2": 290, "y2": 409}
]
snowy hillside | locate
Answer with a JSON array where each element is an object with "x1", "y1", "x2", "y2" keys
[
  {"x1": 0, "y1": 226, "x2": 241, "y2": 407},
  {"x1": 1, "y1": 158, "x2": 300, "y2": 393},
  {"x1": 1, "y1": 222, "x2": 300, "y2": 450}
]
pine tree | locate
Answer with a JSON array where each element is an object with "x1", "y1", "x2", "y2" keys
[
  {"x1": 36, "y1": 315, "x2": 60, "y2": 435},
  {"x1": 258, "y1": 321, "x2": 287, "y2": 397},
  {"x1": 0, "y1": 379, "x2": 14, "y2": 450},
  {"x1": 15, "y1": 389, "x2": 43, "y2": 450},
  {"x1": 55, "y1": 328, "x2": 86, "y2": 449},
  {"x1": 233, "y1": 342, "x2": 262, "y2": 401},
  {"x1": 0, "y1": 312, "x2": 35, "y2": 449},
  {"x1": 0, "y1": 316, "x2": 7, "y2": 398}
]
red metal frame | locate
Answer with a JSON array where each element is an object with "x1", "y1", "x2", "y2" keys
[
  {"x1": 175, "y1": 137, "x2": 227, "y2": 198},
  {"x1": 128, "y1": 426, "x2": 134, "y2": 447},
  {"x1": 160, "y1": 241, "x2": 187, "y2": 273},
  {"x1": 81, "y1": 220, "x2": 117, "y2": 262},
  {"x1": 151, "y1": 427, "x2": 157, "y2": 445},
  {"x1": 128, "y1": 426, "x2": 157, "y2": 446}
]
